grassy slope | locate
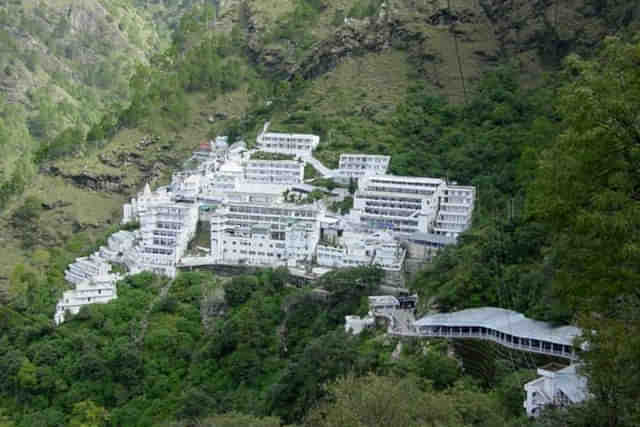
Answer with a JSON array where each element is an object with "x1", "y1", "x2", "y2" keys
[
  {"x1": 0, "y1": 87, "x2": 250, "y2": 279},
  {"x1": 3, "y1": 0, "x2": 636, "y2": 279}
]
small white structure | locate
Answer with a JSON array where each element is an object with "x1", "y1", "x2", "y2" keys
[
  {"x1": 345, "y1": 314, "x2": 375, "y2": 334},
  {"x1": 64, "y1": 254, "x2": 111, "y2": 286},
  {"x1": 524, "y1": 364, "x2": 589, "y2": 417},
  {"x1": 257, "y1": 122, "x2": 320, "y2": 157},
  {"x1": 55, "y1": 254, "x2": 122, "y2": 324},
  {"x1": 337, "y1": 154, "x2": 390, "y2": 181},
  {"x1": 368, "y1": 295, "x2": 400, "y2": 312},
  {"x1": 54, "y1": 273, "x2": 120, "y2": 324},
  {"x1": 245, "y1": 159, "x2": 304, "y2": 184}
]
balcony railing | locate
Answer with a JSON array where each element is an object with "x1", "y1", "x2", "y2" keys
[{"x1": 391, "y1": 327, "x2": 577, "y2": 360}]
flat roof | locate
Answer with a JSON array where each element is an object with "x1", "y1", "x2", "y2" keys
[
  {"x1": 231, "y1": 183, "x2": 287, "y2": 194},
  {"x1": 369, "y1": 295, "x2": 399, "y2": 306},
  {"x1": 414, "y1": 307, "x2": 581, "y2": 346},
  {"x1": 340, "y1": 153, "x2": 391, "y2": 159},
  {"x1": 261, "y1": 132, "x2": 319, "y2": 139},
  {"x1": 368, "y1": 175, "x2": 445, "y2": 184}
]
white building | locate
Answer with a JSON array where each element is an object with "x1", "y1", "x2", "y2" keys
[
  {"x1": 345, "y1": 314, "x2": 375, "y2": 334},
  {"x1": 245, "y1": 159, "x2": 304, "y2": 185},
  {"x1": 210, "y1": 217, "x2": 319, "y2": 268},
  {"x1": 368, "y1": 295, "x2": 400, "y2": 312},
  {"x1": 256, "y1": 122, "x2": 319, "y2": 157},
  {"x1": 433, "y1": 184, "x2": 475, "y2": 237},
  {"x1": 55, "y1": 254, "x2": 121, "y2": 324},
  {"x1": 210, "y1": 222, "x2": 287, "y2": 266},
  {"x1": 122, "y1": 183, "x2": 172, "y2": 225},
  {"x1": 524, "y1": 364, "x2": 589, "y2": 417},
  {"x1": 336, "y1": 154, "x2": 390, "y2": 181},
  {"x1": 349, "y1": 175, "x2": 475, "y2": 239},
  {"x1": 350, "y1": 175, "x2": 445, "y2": 235},
  {"x1": 137, "y1": 200, "x2": 199, "y2": 278},
  {"x1": 316, "y1": 230, "x2": 405, "y2": 272},
  {"x1": 54, "y1": 273, "x2": 120, "y2": 324}
]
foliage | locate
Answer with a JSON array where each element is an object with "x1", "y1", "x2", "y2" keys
[
  {"x1": 305, "y1": 373, "x2": 515, "y2": 427},
  {"x1": 528, "y1": 37, "x2": 640, "y2": 316}
]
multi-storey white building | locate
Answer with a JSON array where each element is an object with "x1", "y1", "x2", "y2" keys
[
  {"x1": 55, "y1": 254, "x2": 121, "y2": 324},
  {"x1": 210, "y1": 221, "x2": 287, "y2": 266},
  {"x1": 137, "y1": 200, "x2": 199, "y2": 278},
  {"x1": 336, "y1": 154, "x2": 390, "y2": 181},
  {"x1": 245, "y1": 159, "x2": 304, "y2": 185},
  {"x1": 316, "y1": 231, "x2": 405, "y2": 271},
  {"x1": 433, "y1": 184, "x2": 475, "y2": 237},
  {"x1": 257, "y1": 122, "x2": 319, "y2": 157},
  {"x1": 349, "y1": 175, "x2": 445, "y2": 234},
  {"x1": 54, "y1": 273, "x2": 120, "y2": 324},
  {"x1": 349, "y1": 175, "x2": 475, "y2": 240},
  {"x1": 210, "y1": 214, "x2": 319, "y2": 267}
]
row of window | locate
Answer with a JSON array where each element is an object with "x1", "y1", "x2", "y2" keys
[
  {"x1": 369, "y1": 179, "x2": 442, "y2": 187},
  {"x1": 419, "y1": 326, "x2": 574, "y2": 355},
  {"x1": 366, "y1": 186, "x2": 436, "y2": 196},
  {"x1": 261, "y1": 135, "x2": 316, "y2": 143},
  {"x1": 247, "y1": 163, "x2": 301, "y2": 169}
]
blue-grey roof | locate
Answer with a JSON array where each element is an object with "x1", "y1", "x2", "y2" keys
[{"x1": 414, "y1": 307, "x2": 581, "y2": 346}]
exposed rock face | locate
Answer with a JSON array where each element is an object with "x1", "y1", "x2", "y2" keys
[{"x1": 241, "y1": 0, "x2": 638, "y2": 101}]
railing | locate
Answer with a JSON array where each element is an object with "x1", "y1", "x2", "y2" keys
[{"x1": 389, "y1": 327, "x2": 577, "y2": 360}]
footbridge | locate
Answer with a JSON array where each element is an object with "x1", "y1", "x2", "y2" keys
[{"x1": 372, "y1": 306, "x2": 581, "y2": 361}]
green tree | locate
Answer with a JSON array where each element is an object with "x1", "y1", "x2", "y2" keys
[
  {"x1": 223, "y1": 275, "x2": 258, "y2": 307},
  {"x1": 17, "y1": 358, "x2": 38, "y2": 391},
  {"x1": 305, "y1": 373, "x2": 462, "y2": 427},
  {"x1": 69, "y1": 400, "x2": 109, "y2": 427},
  {"x1": 529, "y1": 37, "x2": 640, "y2": 426}
]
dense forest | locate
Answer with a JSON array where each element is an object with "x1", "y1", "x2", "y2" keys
[{"x1": 0, "y1": 0, "x2": 639, "y2": 426}]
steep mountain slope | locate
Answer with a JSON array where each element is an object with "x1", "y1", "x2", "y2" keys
[
  {"x1": 0, "y1": 0, "x2": 190, "y2": 177},
  {"x1": 1, "y1": 0, "x2": 638, "y2": 290}
]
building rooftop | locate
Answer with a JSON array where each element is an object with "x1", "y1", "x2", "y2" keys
[
  {"x1": 408, "y1": 232, "x2": 458, "y2": 245},
  {"x1": 369, "y1": 295, "x2": 399, "y2": 306},
  {"x1": 231, "y1": 182, "x2": 288, "y2": 194},
  {"x1": 413, "y1": 307, "x2": 582, "y2": 346}
]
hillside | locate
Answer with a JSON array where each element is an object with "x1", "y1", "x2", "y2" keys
[
  {"x1": 0, "y1": 0, "x2": 638, "y2": 293},
  {"x1": 0, "y1": 0, "x2": 192, "y2": 180},
  {"x1": 0, "y1": 1, "x2": 639, "y2": 425}
]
